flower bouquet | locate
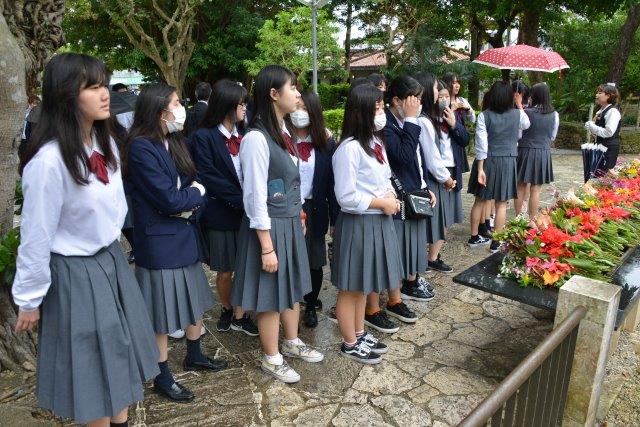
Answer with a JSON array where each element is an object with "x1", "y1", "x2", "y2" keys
[{"x1": 495, "y1": 160, "x2": 640, "y2": 289}]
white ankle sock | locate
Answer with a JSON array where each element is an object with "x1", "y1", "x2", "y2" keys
[{"x1": 265, "y1": 353, "x2": 283, "y2": 365}]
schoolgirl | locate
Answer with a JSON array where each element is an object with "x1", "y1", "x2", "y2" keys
[
  {"x1": 363, "y1": 75, "x2": 434, "y2": 335},
  {"x1": 416, "y1": 74, "x2": 469, "y2": 273},
  {"x1": 442, "y1": 73, "x2": 476, "y2": 126},
  {"x1": 190, "y1": 80, "x2": 258, "y2": 336},
  {"x1": 515, "y1": 83, "x2": 559, "y2": 216},
  {"x1": 231, "y1": 65, "x2": 324, "y2": 384},
  {"x1": 585, "y1": 83, "x2": 622, "y2": 173},
  {"x1": 468, "y1": 81, "x2": 530, "y2": 252},
  {"x1": 126, "y1": 83, "x2": 227, "y2": 403},
  {"x1": 287, "y1": 90, "x2": 340, "y2": 328},
  {"x1": 332, "y1": 84, "x2": 404, "y2": 363},
  {"x1": 13, "y1": 52, "x2": 159, "y2": 427},
  {"x1": 367, "y1": 73, "x2": 388, "y2": 92}
]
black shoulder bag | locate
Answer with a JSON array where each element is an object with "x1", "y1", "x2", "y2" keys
[{"x1": 390, "y1": 173, "x2": 433, "y2": 220}]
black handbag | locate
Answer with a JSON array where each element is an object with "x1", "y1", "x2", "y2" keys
[{"x1": 390, "y1": 173, "x2": 433, "y2": 219}]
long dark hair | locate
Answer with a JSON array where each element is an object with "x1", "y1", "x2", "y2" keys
[
  {"x1": 487, "y1": 81, "x2": 515, "y2": 114},
  {"x1": 199, "y1": 79, "x2": 248, "y2": 131},
  {"x1": 529, "y1": 83, "x2": 555, "y2": 114},
  {"x1": 442, "y1": 72, "x2": 462, "y2": 99},
  {"x1": 511, "y1": 80, "x2": 529, "y2": 106},
  {"x1": 20, "y1": 53, "x2": 117, "y2": 184},
  {"x1": 340, "y1": 84, "x2": 383, "y2": 157},
  {"x1": 249, "y1": 65, "x2": 297, "y2": 150},
  {"x1": 414, "y1": 72, "x2": 438, "y2": 118},
  {"x1": 125, "y1": 83, "x2": 197, "y2": 179},
  {"x1": 292, "y1": 90, "x2": 329, "y2": 152}
]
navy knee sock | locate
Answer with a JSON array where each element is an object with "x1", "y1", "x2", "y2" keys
[
  {"x1": 110, "y1": 421, "x2": 128, "y2": 427},
  {"x1": 155, "y1": 360, "x2": 174, "y2": 389},
  {"x1": 185, "y1": 337, "x2": 207, "y2": 364}
]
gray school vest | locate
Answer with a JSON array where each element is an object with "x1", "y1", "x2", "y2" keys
[
  {"x1": 251, "y1": 122, "x2": 302, "y2": 218},
  {"x1": 519, "y1": 108, "x2": 556, "y2": 149},
  {"x1": 483, "y1": 109, "x2": 520, "y2": 157}
]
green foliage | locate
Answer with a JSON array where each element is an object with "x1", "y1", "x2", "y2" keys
[
  {"x1": 323, "y1": 108, "x2": 344, "y2": 138},
  {"x1": 317, "y1": 83, "x2": 350, "y2": 110},
  {"x1": 244, "y1": 7, "x2": 345, "y2": 85},
  {"x1": 552, "y1": 121, "x2": 640, "y2": 154},
  {"x1": 547, "y1": 12, "x2": 640, "y2": 120},
  {"x1": 0, "y1": 228, "x2": 20, "y2": 286}
]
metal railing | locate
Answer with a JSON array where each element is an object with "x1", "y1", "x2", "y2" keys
[{"x1": 459, "y1": 306, "x2": 587, "y2": 427}]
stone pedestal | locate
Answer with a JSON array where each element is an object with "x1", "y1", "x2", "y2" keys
[
  {"x1": 555, "y1": 275, "x2": 620, "y2": 427},
  {"x1": 622, "y1": 298, "x2": 640, "y2": 332}
]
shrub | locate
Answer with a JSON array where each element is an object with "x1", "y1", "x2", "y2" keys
[
  {"x1": 553, "y1": 122, "x2": 640, "y2": 153},
  {"x1": 318, "y1": 83, "x2": 349, "y2": 110},
  {"x1": 323, "y1": 108, "x2": 344, "y2": 139}
]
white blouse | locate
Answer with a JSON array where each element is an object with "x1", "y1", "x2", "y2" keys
[
  {"x1": 296, "y1": 134, "x2": 315, "y2": 200},
  {"x1": 586, "y1": 104, "x2": 621, "y2": 139},
  {"x1": 333, "y1": 137, "x2": 394, "y2": 215},
  {"x1": 455, "y1": 96, "x2": 476, "y2": 124},
  {"x1": 417, "y1": 117, "x2": 452, "y2": 183},
  {"x1": 13, "y1": 138, "x2": 127, "y2": 311},
  {"x1": 218, "y1": 123, "x2": 243, "y2": 184},
  {"x1": 240, "y1": 123, "x2": 296, "y2": 230},
  {"x1": 475, "y1": 110, "x2": 531, "y2": 161}
]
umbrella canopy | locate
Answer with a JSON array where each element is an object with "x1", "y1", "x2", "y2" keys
[
  {"x1": 110, "y1": 91, "x2": 138, "y2": 115},
  {"x1": 473, "y1": 44, "x2": 569, "y2": 73}
]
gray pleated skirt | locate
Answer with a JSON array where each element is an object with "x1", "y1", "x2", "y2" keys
[
  {"x1": 393, "y1": 218, "x2": 428, "y2": 278},
  {"x1": 231, "y1": 215, "x2": 311, "y2": 312},
  {"x1": 38, "y1": 241, "x2": 159, "y2": 424},
  {"x1": 136, "y1": 262, "x2": 215, "y2": 334},
  {"x1": 467, "y1": 157, "x2": 517, "y2": 202},
  {"x1": 331, "y1": 213, "x2": 402, "y2": 294},
  {"x1": 425, "y1": 178, "x2": 463, "y2": 244},
  {"x1": 303, "y1": 200, "x2": 328, "y2": 270},
  {"x1": 122, "y1": 195, "x2": 134, "y2": 229},
  {"x1": 517, "y1": 147, "x2": 554, "y2": 185},
  {"x1": 205, "y1": 228, "x2": 238, "y2": 272}
]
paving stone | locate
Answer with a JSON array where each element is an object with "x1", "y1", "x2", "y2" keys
[
  {"x1": 331, "y1": 404, "x2": 392, "y2": 427},
  {"x1": 456, "y1": 288, "x2": 491, "y2": 305},
  {"x1": 383, "y1": 340, "x2": 416, "y2": 361},
  {"x1": 352, "y1": 363, "x2": 421, "y2": 395},
  {"x1": 294, "y1": 404, "x2": 339, "y2": 426},
  {"x1": 448, "y1": 326, "x2": 502, "y2": 348},
  {"x1": 429, "y1": 299, "x2": 485, "y2": 324},
  {"x1": 265, "y1": 382, "x2": 305, "y2": 419},
  {"x1": 428, "y1": 394, "x2": 484, "y2": 425},
  {"x1": 342, "y1": 388, "x2": 369, "y2": 405},
  {"x1": 421, "y1": 339, "x2": 480, "y2": 367},
  {"x1": 371, "y1": 395, "x2": 432, "y2": 426},
  {"x1": 393, "y1": 317, "x2": 451, "y2": 347},
  {"x1": 395, "y1": 358, "x2": 437, "y2": 378},
  {"x1": 482, "y1": 300, "x2": 538, "y2": 328},
  {"x1": 423, "y1": 367, "x2": 496, "y2": 395},
  {"x1": 472, "y1": 316, "x2": 512, "y2": 334},
  {"x1": 407, "y1": 383, "x2": 440, "y2": 404}
]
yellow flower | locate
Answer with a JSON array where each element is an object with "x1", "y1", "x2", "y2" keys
[{"x1": 543, "y1": 270, "x2": 561, "y2": 286}]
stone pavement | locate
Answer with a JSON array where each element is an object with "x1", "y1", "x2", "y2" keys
[{"x1": 1, "y1": 153, "x2": 638, "y2": 426}]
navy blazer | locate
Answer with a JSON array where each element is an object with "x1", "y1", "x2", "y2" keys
[
  {"x1": 303, "y1": 138, "x2": 340, "y2": 238},
  {"x1": 443, "y1": 119, "x2": 470, "y2": 192},
  {"x1": 383, "y1": 108, "x2": 427, "y2": 193},
  {"x1": 128, "y1": 137, "x2": 206, "y2": 269},
  {"x1": 190, "y1": 126, "x2": 244, "y2": 231}
]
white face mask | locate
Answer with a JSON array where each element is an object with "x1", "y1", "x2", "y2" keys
[
  {"x1": 374, "y1": 113, "x2": 387, "y2": 131},
  {"x1": 290, "y1": 110, "x2": 310, "y2": 128},
  {"x1": 163, "y1": 104, "x2": 187, "y2": 133}
]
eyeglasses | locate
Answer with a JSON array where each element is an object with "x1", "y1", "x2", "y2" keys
[{"x1": 238, "y1": 103, "x2": 247, "y2": 108}]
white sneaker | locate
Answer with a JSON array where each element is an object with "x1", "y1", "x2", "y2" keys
[
  {"x1": 201, "y1": 325, "x2": 207, "y2": 336},
  {"x1": 261, "y1": 359, "x2": 300, "y2": 383},
  {"x1": 168, "y1": 329, "x2": 185, "y2": 339},
  {"x1": 281, "y1": 339, "x2": 325, "y2": 363}
]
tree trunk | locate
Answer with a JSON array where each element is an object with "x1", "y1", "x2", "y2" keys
[
  {"x1": 344, "y1": 0, "x2": 352, "y2": 78},
  {"x1": 0, "y1": 11, "x2": 37, "y2": 374},
  {"x1": 605, "y1": 3, "x2": 640, "y2": 86},
  {"x1": 468, "y1": 19, "x2": 482, "y2": 108},
  {"x1": 520, "y1": 8, "x2": 543, "y2": 83}
]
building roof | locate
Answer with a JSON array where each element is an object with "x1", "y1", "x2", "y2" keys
[{"x1": 349, "y1": 45, "x2": 469, "y2": 70}]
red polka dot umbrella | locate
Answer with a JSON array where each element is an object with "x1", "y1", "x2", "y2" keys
[{"x1": 473, "y1": 44, "x2": 569, "y2": 73}]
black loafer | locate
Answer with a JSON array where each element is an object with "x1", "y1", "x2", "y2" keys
[
  {"x1": 304, "y1": 307, "x2": 318, "y2": 328},
  {"x1": 153, "y1": 381, "x2": 194, "y2": 403},
  {"x1": 183, "y1": 356, "x2": 228, "y2": 372}
]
